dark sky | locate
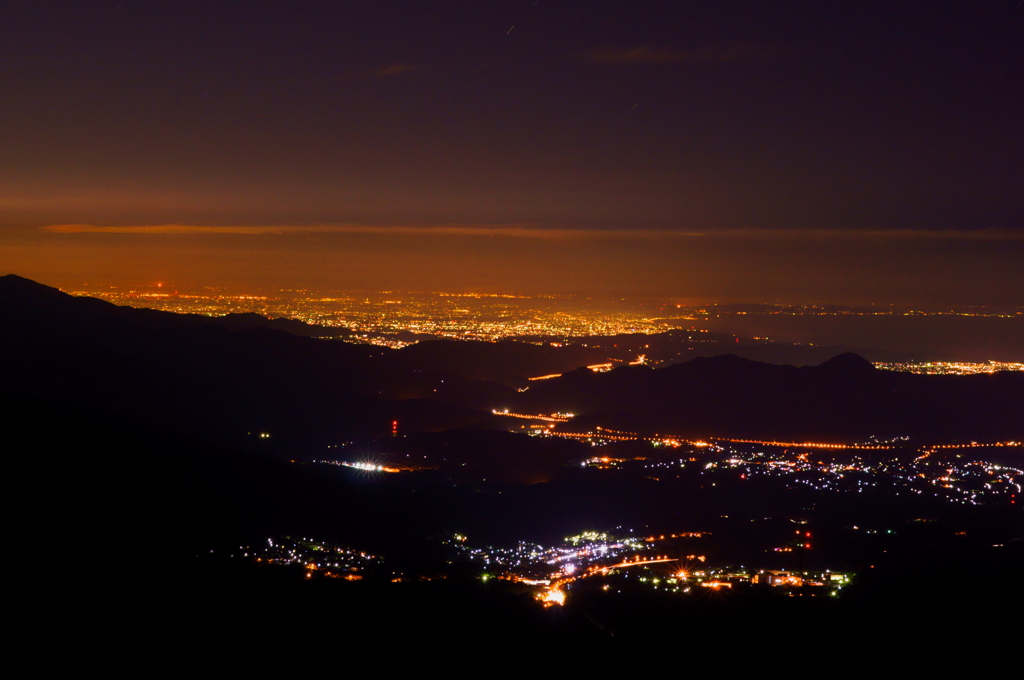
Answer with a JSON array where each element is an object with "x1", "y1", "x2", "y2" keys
[{"x1": 2, "y1": 1, "x2": 1021, "y2": 303}]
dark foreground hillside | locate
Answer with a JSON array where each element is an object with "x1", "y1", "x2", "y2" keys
[
  {"x1": 10, "y1": 392, "x2": 1020, "y2": 658},
  {"x1": 4, "y1": 275, "x2": 1021, "y2": 659}
]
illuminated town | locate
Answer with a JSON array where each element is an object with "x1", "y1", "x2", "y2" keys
[
  {"x1": 62, "y1": 286, "x2": 1024, "y2": 363},
  {"x1": 874, "y1": 361, "x2": 1024, "y2": 375},
  {"x1": 699, "y1": 442, "x2": 1022, "y2": 507},
  {"x1": 559, "y1": 435, "x2": 1022, "y2": 507},
  {"x1": 249, "y1": 536, "x2": 382, "y2": 580},
  {"x1": 232, "y1": 432, "x2": 1019, "y2": 608},
  {"x1": 64, "y1": 286, "x2": 674, "y2": 344},
  {"x1": 489, "y1": 411, "x2": 1022, "y2": 508},
  {"x1": 241, "y1": 529, "x2": 856, "y2": 607},
  {"x1": 444, "y1": 530, "x2": 854, "y2": 606}
]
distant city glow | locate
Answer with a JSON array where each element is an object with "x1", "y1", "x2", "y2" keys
[{"x1": 874, "y1": 361, "x2": 1024, "y2": 375}]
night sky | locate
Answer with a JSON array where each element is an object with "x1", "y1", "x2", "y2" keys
[{"x1": 2, "y1": 1, "x2": 1021, "y2": 303}]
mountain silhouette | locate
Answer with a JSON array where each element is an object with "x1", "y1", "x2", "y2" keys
[
  {"x1": 3, "y1": 275, "x2": 1020, "y2": 453},
  {"x1": 516, "y1": 353, "x2": 1022, "y2": 441}
]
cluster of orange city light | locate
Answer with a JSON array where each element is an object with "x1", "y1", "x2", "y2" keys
[
  {"x1": 69, "y1": 287, "x2": 673, "y2": 341},
  {"x1": 875, "y1": 361, "x2": 1024, "y2": 375},
  {"x1": 490, "y1": 409, "x2": 571, "y2": 423},
  {"x1": 494, "y1": 407, "x2": 909, "y2": 452}
]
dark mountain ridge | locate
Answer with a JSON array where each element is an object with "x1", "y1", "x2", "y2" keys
[
  {"x1": 0, "y1": 275, "x2": 505, "y2": 456},
  {"x1": 518, "y1": 352, "x2": 1023, "y2": 441},
  {"x1": 2, "y1": 275, "x2": 1020, "y2": 452},
  {"x1": 0, "y1": 273, "x2": 353, "y2": 339}
]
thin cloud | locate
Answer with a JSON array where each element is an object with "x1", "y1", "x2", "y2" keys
[
  {"x1": 41, "y1": 224, "x2": 706, "y2": 240},
  {"x1": 43, "y1": 225, "x2": 297, "y2": 235},
  {"x1": 713, "y1": 228, "x2": 1024, "y2": 242},
  {"x1": 41, "y1": 225, "x2": 1022, "y2": 241}
]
